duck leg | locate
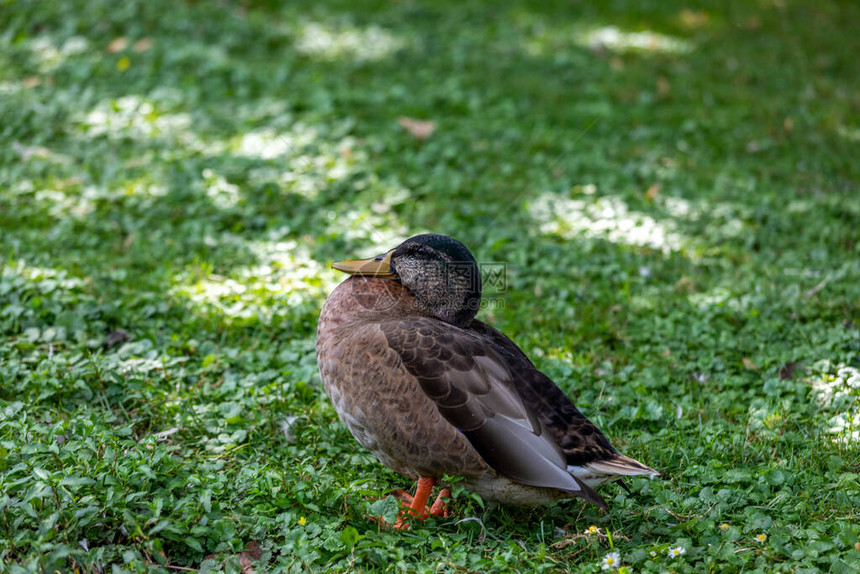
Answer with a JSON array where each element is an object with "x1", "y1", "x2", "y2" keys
[
  {"x1": 389, "y1": 477, "x2": 450, "y2": 529},
  {"x1": 429, "y1": 488, "x2": 451, "y2": 517}
]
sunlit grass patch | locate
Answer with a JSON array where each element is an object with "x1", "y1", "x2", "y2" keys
[
  {"x1": 171, "y1": 235, "x2": 333, "y2": 324},
  {"x1": 76, "y1": 95, "x2": 194, "y2": 142},
  {"x1": 26, "y1": 35, "x2": 91, "y2": 73},
  {"x1": 529, "y1": 189, "x2": 684, "y2": 253},
  {"x1": 578, "y1": 26, "x2": 694, "y2": 54},
  {"x1": 1, "y1": 0, "x2": 859, "y2": 571},
  {"x1": 293, "y1": 20, "x2": 405, "y2": 62},
  {"x1": 808, "y1": 362, "x2": 860, "y2": 444},
  {"x1": 521, "y1": 21, "x2": 694, "y2": 58}
]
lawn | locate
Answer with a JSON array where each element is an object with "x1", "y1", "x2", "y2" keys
[{"x1": 1, "y1": 0, "x2": 859, "y2": 572}]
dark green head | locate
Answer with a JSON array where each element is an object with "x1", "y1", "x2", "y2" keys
[{"x1": 332, "y1": 233, "x2": 482, "y2": 326}]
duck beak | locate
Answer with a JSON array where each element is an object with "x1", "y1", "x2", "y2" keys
[{"x1": 332, "y1": 250, "x2": 396, "y2": 278}]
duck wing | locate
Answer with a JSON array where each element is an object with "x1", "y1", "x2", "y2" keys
[
  {"x1": 380, "y1": 318, "x2": 607, "y2": 509},
  {"x1": 469, "y1": 320, "x2": 658, "y2": 478}
]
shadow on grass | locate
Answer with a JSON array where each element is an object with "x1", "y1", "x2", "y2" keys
[
  {"x1": 2, "y1": 0, "x2": 858, "y2": 481},
  {"x1": 1, "y1": 0, "x2": 859, "y2": 569}
]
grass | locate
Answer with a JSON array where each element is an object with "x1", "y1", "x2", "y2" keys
[{"x1": 1, "y1": 0, "x2": 859, "y2": 571}]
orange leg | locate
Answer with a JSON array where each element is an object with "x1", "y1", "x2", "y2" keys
[
  {"x1": 370, "y1": 477, "x2": 451, "y2": 530},
  {"x1": 393, "y1": 477, "x2": 435, "y2": 529},
  {"x1": 430, "y1": 488, "x2": 451, "y2": 517}
]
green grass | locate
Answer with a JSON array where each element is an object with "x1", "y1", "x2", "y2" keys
[{"x1": 1, "y1": 0, "x2": 859, "y2": 571}]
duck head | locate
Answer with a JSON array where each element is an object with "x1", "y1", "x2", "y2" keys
[{"x1": 332, "y1": 234, "x2": 482, "y2": 327}]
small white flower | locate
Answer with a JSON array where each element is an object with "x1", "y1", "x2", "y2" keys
[
  {"x1": 586, "y1": 525, "x2": 600, "y2": 535},
  {"x1": 601, "y1": 552, "x2": 621, "y2": 570},
  {"x1": 755, "y1": 533, "x2": 767, "y2": 543},
  {"x1": 649, "y1": 551, "x2": 657, "y2": 557},
  {"x1": 667, "y1": 546, "x2": 686, "y2": 558}
]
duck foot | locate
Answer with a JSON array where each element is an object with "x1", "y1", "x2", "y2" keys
[{"x1": 370, "y1": 477, "x2": 451, "y2": 530}]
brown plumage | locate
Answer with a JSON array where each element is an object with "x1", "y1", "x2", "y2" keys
[{"x1": 316, "y1": 234, "x2": 657, "y2": 523}]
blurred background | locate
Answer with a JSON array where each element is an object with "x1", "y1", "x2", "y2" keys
[{"x1": 1, "y1": 0, "x2": 858, "y2": 571}]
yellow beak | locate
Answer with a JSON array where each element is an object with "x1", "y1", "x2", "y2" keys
[{"x1": 331, "y1": 250, "x2": 396, "y2": 278}]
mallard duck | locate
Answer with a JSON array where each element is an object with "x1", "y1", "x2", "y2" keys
[{"x1": 316, "y1": 234, "x2": 657, "y2": 527}]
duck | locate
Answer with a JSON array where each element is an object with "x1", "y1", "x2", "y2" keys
[{"x1": 316, "y1": 233, "x2": 657, "y2": 528}]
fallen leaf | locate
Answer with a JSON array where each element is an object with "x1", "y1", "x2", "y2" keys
[
  {"x1": 203, "y1": 541, "x2": 263, "y2": 574},
  {"x1": 398, "y1": 116, "x2": 436, "y2": 140},
  {"x1": 679, "y1": 9, "x2": 710, "y2": 29},
  {"x1": 104, "y1": 329, "x2": 131, "y2": 350},
  {"x1": 778, "y1": 362, "x2": 802, "y2": 381},
  {"x1": 745, "y1": 16, "x2": 762, "y2": 29},
  {"x1": 122, "y1": 233, "x2": 136, "y2": 252},
  {"x1": 657, "y1": 77, "x2": 670, "y2": 98},
  {"x1": 645, "y1": 183, "x2": 661, "y2": 200},
  {"x1": 107, "y1": 37, "x2": 128, "y2": 53},
  {"x1": 674, "y1": 276, "x2": 696, "y2": 293},
  {"x1": 239, "y1": 541, "x2": 263, "y2": 573},
  {"x1": 742, "y1": 358, "x2": 759, "y2": 371},
  {"x1": 133, "y1": 38, "x2": 153, "y2": 53},
  {"x1": 23, "y1": 77, "x2": 41, "y2": 88}
]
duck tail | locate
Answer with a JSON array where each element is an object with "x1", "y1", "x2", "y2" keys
[{"x1": 585, "y1": 453, "x2": 659, "y2": 478}]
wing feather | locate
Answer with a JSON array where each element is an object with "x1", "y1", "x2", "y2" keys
[
  {"x1": 381, "y1": 319, "x2": 607, "y2": 508},
  {"x1": 469, "y1": 320, "x2": 619, "y2": 466}
]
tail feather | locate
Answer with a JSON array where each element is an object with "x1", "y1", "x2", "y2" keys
[
  {"x1": 586, "y1": 453, "x2": 659, "y2": 478},
  {"x1": 568, "y1": 453, "x2": 659, "y2": 489}
]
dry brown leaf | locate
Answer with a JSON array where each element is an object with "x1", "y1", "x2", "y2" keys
[
  {"x1": 645, "y1": 183, "x2": 661, "y2": 201},
  {"x1": 778, "y1": 362, "x2": 802, "y2": 381},
  {"x1": 742, "y1": 358, "x2": 759, "y2": 371},
  {"x1": 122, "y1": 232, "x2": 137, "y2": 252},
  {"x1": 657, "y1": 76, "x2": 670, "y2": 98},
  {"x1": 203, "y1": 541, "x2": 263, "y2": 574},
  {"x1": 674, "y1": 276, "x2": 696, "y2": 293},
  {"x1": 107, "y1": 37, "x2": 128, "y2": 53},
  {"x1": 398, "y1": 116, "x2": 436, "y2": 140},
  {"x1": 745, "y1": 16, "x2": 762, "y2": 29},
  {"x1": 104, "y1": 328, "x2": 131, "y2": 350},
  {"x1": 239, "y1": 541, "x2": 263, "y2": 573},
  {"x1": 133, "y1": 38, "x2": 153, "y2": 53},
  {"x1": 679, "y1": 9, "x2": 710, "y2": 29}
]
